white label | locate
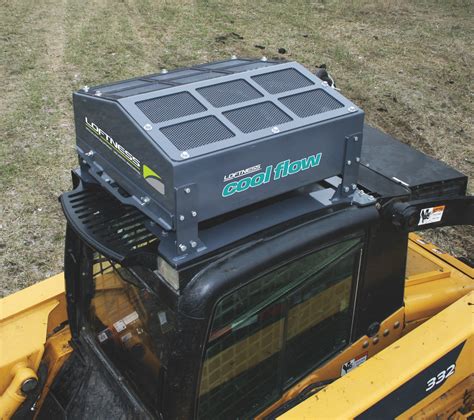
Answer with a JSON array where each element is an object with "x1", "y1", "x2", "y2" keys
[
  {"x1": 341, "y1": 353, "x2": 368, "y2": 376},
  {"x1": 419, "y1": 206, "x2": 445, "y2": 226},
  {"x1": 98, "y1": 330, "x2": 109, "y2": 343},
  {"x1": 113, "y1": 320, "x2": 127, "y2": 333},
  {"x1": 158, "y1": 311, "x2": 168, "y2": 325},
  {"x1": 123, "y1": 311, "x2": 139, "y2": 325}
]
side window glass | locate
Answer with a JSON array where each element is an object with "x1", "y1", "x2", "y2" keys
[
  {"x1": 198, "y1": 236, "x2": 362, "y2": 419},
  {"x1": 284, "y1": 250, "x2": 357, "y2": 384}
]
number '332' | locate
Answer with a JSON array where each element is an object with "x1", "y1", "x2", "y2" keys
[{"x1": 426, "y1": 364, "x2": 455, "y2": 392}]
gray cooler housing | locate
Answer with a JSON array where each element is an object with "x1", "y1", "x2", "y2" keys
[{"x1": 73, "y1": 58, "x2": 364, "y2": 258}]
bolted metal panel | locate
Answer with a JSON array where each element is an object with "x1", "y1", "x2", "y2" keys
[
  {"x1": 136, "y1": 92, "x2": 206, "y2": 123},
  {"x1": 252, "y1": 68, "x2": 314, "y2": 94},
  {"x1": 223, "y1": 102, "x2": 292, "y2": 133},
  {"x1": 279, "y1": 89, "x2": 344, "y2": 118},
  {"x1": 197, "y1": 80, "x2": 263, "y2": 108},
  {"x1": 171, "y1": 71, "x2": 224, "y2": 84},
  {"x1": 197, "y1": 59, "x2": 250, "y2": 70},
  {"x1": 110, "y1": 83, "x2": 171, "y2": 98},
  {"x1": 223, "y1": 61, "x2": 275, "y2": 72},
  {"x1": 160, "y1": 116, "x2": 235, "y2": 150}
]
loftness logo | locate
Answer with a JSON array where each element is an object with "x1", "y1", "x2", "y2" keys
[
  {"x1": 223, "y1": 164, "x2": 262, "y2": 182},
  {"x1": 85, "y1": 116, "x2": 141, "y2": 170},
  {"x1": 222, "y1": 152, "x2": 322, "y2": 197}
]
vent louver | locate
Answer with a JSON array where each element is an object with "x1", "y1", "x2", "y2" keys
[
  {"x1": 279, "y1": 89, "x2": 344, "y2": 117},
  {"x1": 223, "y1": 102, "x2": 292, "y2": 133},
  {"x1": 252, "y1": 68, "x2": 314, "y2": 94},
  {"x1": 137, "y1": 92, "x2": 206, "y2": 123},
  {"x1": 161, "y1": 116, "x2": 235, "y2": 150}
]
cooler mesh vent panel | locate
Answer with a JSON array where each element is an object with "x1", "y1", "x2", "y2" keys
[
  {"x1": 279, "y1": 89, "x2": 344, "y2": 117},
  {"x1": 223, "y1": 102, "x2": 292, "y2": 133},
  {"x1": 136, "y1": 92, "x2": 206, "y2": 123},
  {"x1": 252, "y1": 69, "x2": 314, "y2": 94},
  {"x1": 197, "y1": 80, "x2": 262, "y2": 107},
  {"x1": 161, "y1": 116, "x2": 235, "y2": 150}
]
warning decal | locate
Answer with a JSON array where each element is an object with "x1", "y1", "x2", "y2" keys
[
  {"x1": 418, "y1": 205, "x2": 445, "y2": 226},
  {"x1": 341, "y1": 352, "x2": 368, "y2": 376}
]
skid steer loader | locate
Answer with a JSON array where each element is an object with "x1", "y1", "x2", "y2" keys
[{"x1": 1, "y1": 58, "x2": 473, "y2": 420}]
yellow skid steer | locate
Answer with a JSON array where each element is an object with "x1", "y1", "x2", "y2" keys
[{"x1": 1, "y1": 58, "x2": 473, "y2": 419}]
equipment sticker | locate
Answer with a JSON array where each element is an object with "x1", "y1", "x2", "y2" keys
[
  {"x1": 418, "y1": 205, "x2": 445, "y2": 226},
  {"x1": 341, "y1": 352, "x2": 368, "y2": 376},
  {"x1": 98, "y1": 328, "x2": 111, "y2": 343},
  {"x1": 222, "y1": 152, "x2": 322, "y2": 198},
  {"x1": 113, "y1": 311, "x2": 139, "y2": 333}
]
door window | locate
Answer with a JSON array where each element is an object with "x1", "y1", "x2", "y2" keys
[{"x1": 198, "y1": 236, "x2": 363, "y2": 419}]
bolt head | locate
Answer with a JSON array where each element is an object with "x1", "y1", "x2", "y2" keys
[
  {"x1": 161, "y1": 68, "x2": 168, "y2": 74},
  {"x1": 347, "y1": 160, "x2": 352, "y2": 165},
  {"x1": 190, "y1": 240, "x2": 197, "y2": 248},
  {"x1": 191, "y1": 211, "x2": 197, "y2": 217},
  {"x1": 179, "y1": 215, "x2": 185, "y2": 221},
  {"x1": 343, "y1": 186, "x2": 350, "y2": 193},
  {"x1": 355, "y1": 157, "x2": 361, "y2": 163},
  {"x1": 144, "y1": 123, "x2": 153, "y2": 131},
  {"x1": 351, "y1": 184, "x2": 357, "y2": 190},
  {"x1": 321, "y1": 81, "x2": 329, "y2": 87},
  {"x1": 231, "y1": 54, "x2": 237, "y2": 59},
  {"x1": 261, "y1": 56, "x2": 268, "y2": 62},
  {"x1": 271, "y1": 126, "x2": 280, "y2": 134},
  {"x1": 348, "y1": 106, "x2": 356, "y2": 112},
  {"x1": 141, "y1": 196, "x2": 150, "y2": 205},
  {"x1": 82, "y1": 85, "x2": 89, "y2": 92},
  {"x1": 184, "y1": 187, "x2": 191, "y2": 194},
  {"x1": 21, "y1": 378, "x2": 38, "y2": 394},
  {"x1": 179, "y1": 244, "x2": 187, "y2": 252},
  {"x1": 354, "y1": 136, "x2": 359, "y2": 141},
  {"x1": 94, "y1": 90, "x2": 102, "y2": 97},
  {"x1": 85, "y1": 150, "x2": 94, "y2": 157},
  {"x1": 180, "y1": 151, "x2": 190, "y2": 159}
]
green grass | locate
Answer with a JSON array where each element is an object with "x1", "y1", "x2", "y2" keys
[{"x1": 0, "y1": 0, "x2": 473, "y2": 296}]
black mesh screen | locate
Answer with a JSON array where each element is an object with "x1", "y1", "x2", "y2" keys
[
  {"x1": 136, "y1": 92, "x2": 206, "y2": 123},
  {"x1": 252, "y1": 69, "x2": 314, "y2": 94},
  {"x1": 223, "y1": 102, "x2": 292, "y2": 133},
  {"x1": 197, "y1": 80, "x2": 262, "y2": 107},
  {"x1": 279, "y1": 89, "x2": 343, "y2": 117},
  {"x1": 161, "y1": 116, "x2": 234, "y2": 150}
]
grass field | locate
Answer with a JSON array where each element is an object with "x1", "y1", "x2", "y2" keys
[{"x1": 1, "y1": 0, "x2": 473, "y2": 296}]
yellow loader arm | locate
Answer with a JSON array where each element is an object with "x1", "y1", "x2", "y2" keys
[
  {"x1": 0, "y1": 274, "x2": 70, "y2": 418},
  {"x1": 280, "y1": 291, "x2": 474, "y2": 419}
]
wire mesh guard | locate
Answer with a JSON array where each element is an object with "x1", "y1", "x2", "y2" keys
[{"x1": 61, "y1": 184, "x2": 156, "y2": 261}]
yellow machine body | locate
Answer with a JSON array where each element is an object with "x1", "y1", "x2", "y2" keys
[
  {"x1": 280, "y1": 291, "x2": 474, "y2": 419},
  {"x1": 0, "y1": 233, "x2": 472, "y2": 419}
]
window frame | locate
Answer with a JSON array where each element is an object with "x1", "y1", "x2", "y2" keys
[{"x1": 196, "y1": 231, "x2": 365, "y2": 418}]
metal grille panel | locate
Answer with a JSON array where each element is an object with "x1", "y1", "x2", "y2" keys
[
  {"x1": 252, "y1": 68, "x2": 314, "y2": 94},
  {"x1": 279, "y1": 89, "x2": 344, "y2": 117},
  {"x1": 161, "y1": 116, "x2": 235, "y2": 151},
  {"x1": 223, "y1": 102, "x2": 292, "y2": 133},
  {"x1": 136, "y1": 92, "x2": 206, "y2": 123},
  {"x1": 197, "y1": 80, "x2": 263, "y2": 108}
]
